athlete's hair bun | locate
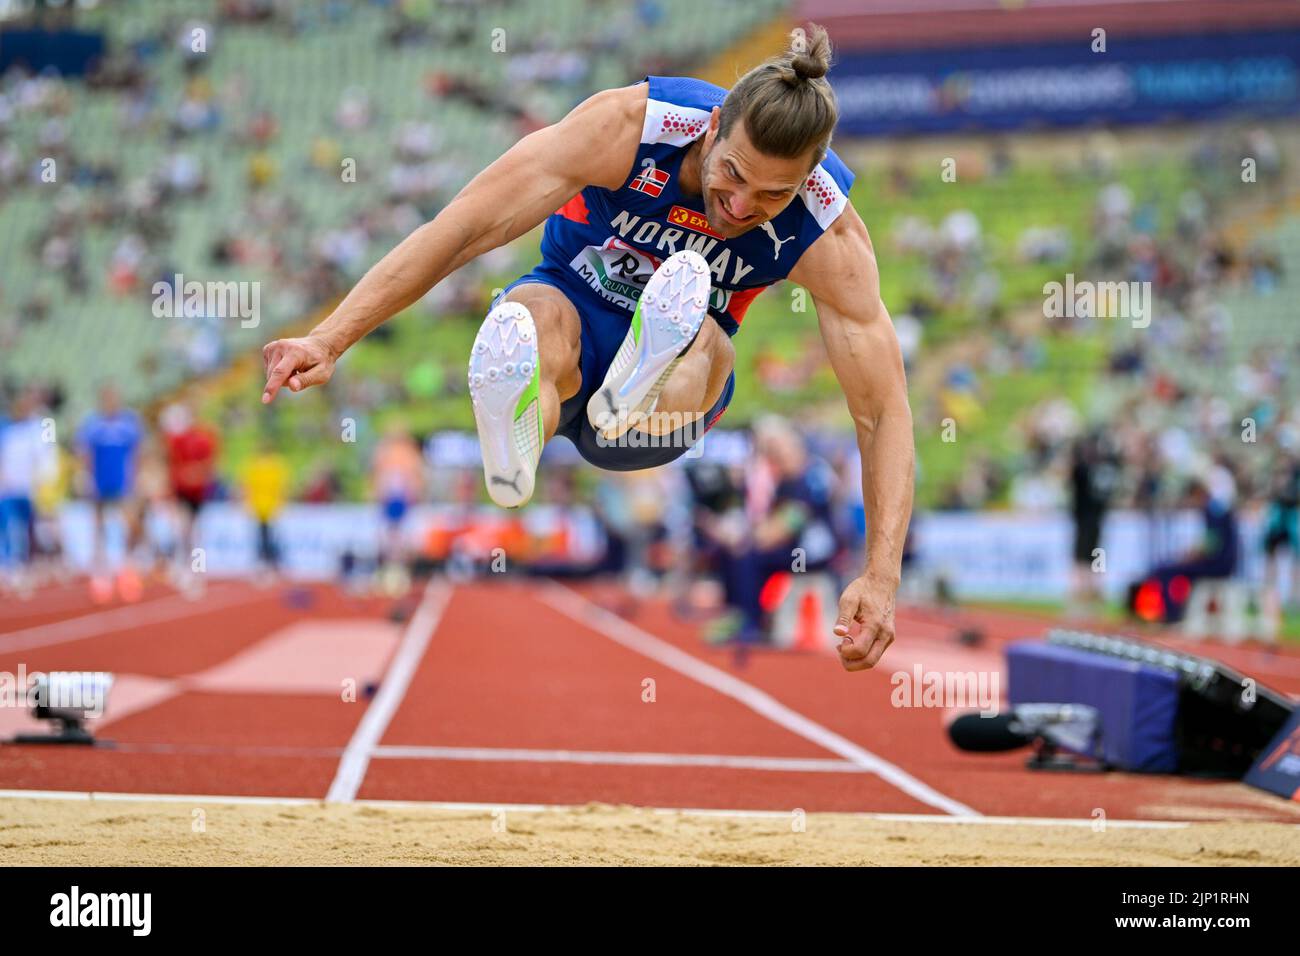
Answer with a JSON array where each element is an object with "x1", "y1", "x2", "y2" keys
[
  {"x1": 719, "y1": 22, "x2": 838, "y2": 166},
  {"x1": 788, "y1": 24, "x2": 831, "y2": 82}
]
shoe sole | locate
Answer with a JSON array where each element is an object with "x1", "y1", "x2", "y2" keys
[
  {"x1": 587, "y1": 249, "x2": 710, "y2": 441},
  {"x1": 469, "y1": 302, "x2": 543, "y2": 508}
]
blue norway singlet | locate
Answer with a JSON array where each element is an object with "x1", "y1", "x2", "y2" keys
[{"x1": 536, "y1": 74, "x2": 856, "y2": 336}]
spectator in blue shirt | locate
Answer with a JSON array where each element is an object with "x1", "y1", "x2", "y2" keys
[{"x1": 77, "y1": 386, "x2": 144, "y2": 600}]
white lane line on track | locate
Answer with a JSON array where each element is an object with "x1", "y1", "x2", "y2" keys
[
  {"x1": 372, "y1": 745, "x2": 867, "y2": 773},
  {"x1": 537, "y1": 583, "x2": 980, "y2": 817},
  {"x1": 0, "y1": 586, "x2": 262, "y2": 653},
  {"x1": 324, "y1": 578, "x2": 451, "y2": 803},
  {"x1": 0, "y1": 789, "x2": 1234, "y2": 828}
]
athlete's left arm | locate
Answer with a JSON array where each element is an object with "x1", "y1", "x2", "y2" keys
[{"x1": 788, "y1": 203, "x2": 914, "y2": 672}]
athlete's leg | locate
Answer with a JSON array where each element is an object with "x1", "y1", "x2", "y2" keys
[
  {"x1": 633, "y1": 315, "x2": 734, "y2": 436},
  {"x1": 469, "y1": 282, "x2": 583, "y2": 508},
  {"x1": 500, "y1": 283, "x2": 582, "y2": 439}
]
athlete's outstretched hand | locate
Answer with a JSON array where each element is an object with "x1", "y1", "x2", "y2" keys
[
  {"x1": 833, "y1": 573, "x2": 897, "y2": 671},
  {"x1": 261, "y1": 335, "x2": 337, "y2": 404}
]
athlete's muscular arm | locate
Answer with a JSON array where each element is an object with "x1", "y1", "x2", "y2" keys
[
  {"x1": 261, "y1": 85, "x2": 647, "y2": 403},
  {"x1": 789, "y1": 203, "x2": 914, "y2": 671}
]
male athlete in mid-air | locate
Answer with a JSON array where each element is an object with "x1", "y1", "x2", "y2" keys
[{"x1": 261, "y1": 26, "x2": 913, "y2": 671}]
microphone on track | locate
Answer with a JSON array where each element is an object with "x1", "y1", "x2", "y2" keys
[
  {"x1": 948, "y1": 704, "x2": 1102, "y2": 755},
  {"x1": 947, "y1": 713, "x2": 1031, "y2": 752}
]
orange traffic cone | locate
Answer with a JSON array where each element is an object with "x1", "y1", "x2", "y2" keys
[{"x1": 793, "y1": 587, "x2": 824, "y2": 652}]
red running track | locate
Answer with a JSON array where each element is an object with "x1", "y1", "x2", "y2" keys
[{"x1": 1, "y1": 577, "x2": 1298, "y2": 824}]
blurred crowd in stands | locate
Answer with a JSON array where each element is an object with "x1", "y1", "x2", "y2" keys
[
  {"x1": 922, "y1": 129, "x2": 1289, "y2": 515},
  {"x1": 0, "y1": 0, "x2": 742, "y2": 388}
]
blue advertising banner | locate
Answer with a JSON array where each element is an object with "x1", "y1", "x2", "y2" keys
[
  {"x1": 832, "y1": 29, "x2": 1300, "y2": 135},
  {"x1": 0, "y1": 29, "x2": 105, "y2": 77}
]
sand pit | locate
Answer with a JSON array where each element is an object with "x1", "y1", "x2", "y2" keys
[{"x1": 2, "y1": 796, "x2": 1298, "y2": 866}]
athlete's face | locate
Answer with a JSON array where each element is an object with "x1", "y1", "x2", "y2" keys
[{"x1": 698, "y1": 108, "x2": 813, "y2": 239}]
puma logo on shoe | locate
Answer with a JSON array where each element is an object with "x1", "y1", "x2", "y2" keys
[
  {"x1": 490, "y1": 470, "x2": 523, "y2": 495},
  {"x1": 592, "y1": 388, "x2": 620, "y2": 432}
]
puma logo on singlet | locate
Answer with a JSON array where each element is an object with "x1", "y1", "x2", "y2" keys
[{"x1": 759, "y1": 222, "x2": 796, "y2": 261}]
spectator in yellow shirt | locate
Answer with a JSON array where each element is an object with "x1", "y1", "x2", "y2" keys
[{"x1": 242, "y1": 440, "x2": 291, "y2": 573}]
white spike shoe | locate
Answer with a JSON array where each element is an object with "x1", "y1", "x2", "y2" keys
[
  {"x1": 469, "y1": 302, "x2": 544, "y2": 508},
  {"x1": 586, "y1": 250, "x2": 711, "y2": 441}
]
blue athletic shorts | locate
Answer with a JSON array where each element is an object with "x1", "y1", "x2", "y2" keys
[{"x1": 496, "y1": 264, "x2": 735, "y2": 472}]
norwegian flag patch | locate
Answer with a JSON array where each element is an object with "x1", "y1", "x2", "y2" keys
[{"x1": 629, "y1": 166, "x2": 670, "y2": 197}]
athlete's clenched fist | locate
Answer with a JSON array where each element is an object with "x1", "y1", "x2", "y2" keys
[
  {"x1": 261, "y1": 335, "x2": 338, "y2": 404},
  {"x1": 833, "y1": 572, "x2": 898, "y2": 671}
]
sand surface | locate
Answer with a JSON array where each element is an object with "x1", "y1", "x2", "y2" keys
[{"x1": 2, "y1": 798, "x2": 1297, "y2": 866}]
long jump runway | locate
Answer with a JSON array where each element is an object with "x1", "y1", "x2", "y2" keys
[{"x1": 2, "y1": 577, "x2": 1299, "y2": 833}]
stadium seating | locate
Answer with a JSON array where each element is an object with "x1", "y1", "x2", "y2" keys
[{"x1": 0, "y1": 0, "x2": 787, "y2": 415}]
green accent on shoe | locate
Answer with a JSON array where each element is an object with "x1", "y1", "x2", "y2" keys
[
  {"x1": 513, "y1": 356, "x2": 544, "y2": 442},
  {"x1": 630, "y1": 294, "x2": 644, "y2": 345}
]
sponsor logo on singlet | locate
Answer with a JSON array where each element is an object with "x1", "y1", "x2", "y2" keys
[
  {"x1": 568, "y1": 207, "x2": 756, "y2": 296},
  {"x1": 569, "y1": 235, "x2": 734, "y2": 315},
  {"x1": 667, "y1": 205, "x2": 721, "y2": 238},
  {"x1": 570, "y1": 237, "x2": 659, "y2": 311}
]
